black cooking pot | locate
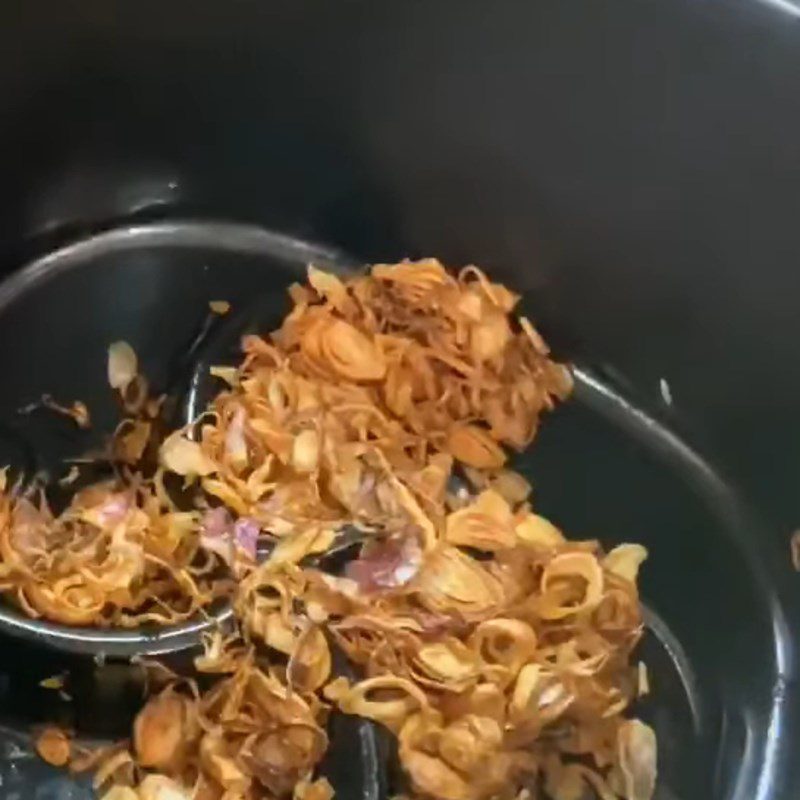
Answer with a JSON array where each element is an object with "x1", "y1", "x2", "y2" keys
[{"x1": 0, "y1": 2, "x2": 797, "y2": 799}]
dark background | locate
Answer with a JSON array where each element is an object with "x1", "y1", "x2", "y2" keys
[
  {"x1": 0, "y1": 1, "x2": 798, "y2": 797},
  {"x1": 0, "y1": 0, "x2": 799, "y2": 536}
]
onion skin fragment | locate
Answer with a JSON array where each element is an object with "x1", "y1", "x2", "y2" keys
[
  {"x1": 446, "y1": 425, "x2": 507, "y2": 469},
  {"x1": 320, "y1": 319, "x2": 387, "y2": 382},
  {"x1": 134, "y1": 690, "x2": 196, "y2": 772},
  {"x1": 35, "y1": 726, "x2": 71, "y2": 767},
  {"x1": 444, "y1": 489, "x2": 516, "y2": 552},
  {"x1": 108, "y1": 341, "x2": 138, "y2": 392},
  {"x1": 618, "y1": 719, "x2": 657, "y2": 800}
]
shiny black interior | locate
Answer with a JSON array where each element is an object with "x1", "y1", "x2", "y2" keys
[{"x1": 0, "y1": 3, "x2": 798, "y2": 799}]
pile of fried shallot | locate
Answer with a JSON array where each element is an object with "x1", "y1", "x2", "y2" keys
[{"x1": 10, "y1": 260, "x2": 654, "y2": 800}]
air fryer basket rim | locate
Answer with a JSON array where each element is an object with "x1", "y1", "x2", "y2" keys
[{"x1": 0, "y1": 219, "x2": 792, "y2": 799}]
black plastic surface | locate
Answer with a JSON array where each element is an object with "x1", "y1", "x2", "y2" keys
[{"x1": 0, "y1": 2, "x2": 796, "y2": 798}]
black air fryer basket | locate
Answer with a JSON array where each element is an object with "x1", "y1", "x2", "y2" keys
[{"x1": 0, "y1": 3, "x2": 797, "y2": 800}]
